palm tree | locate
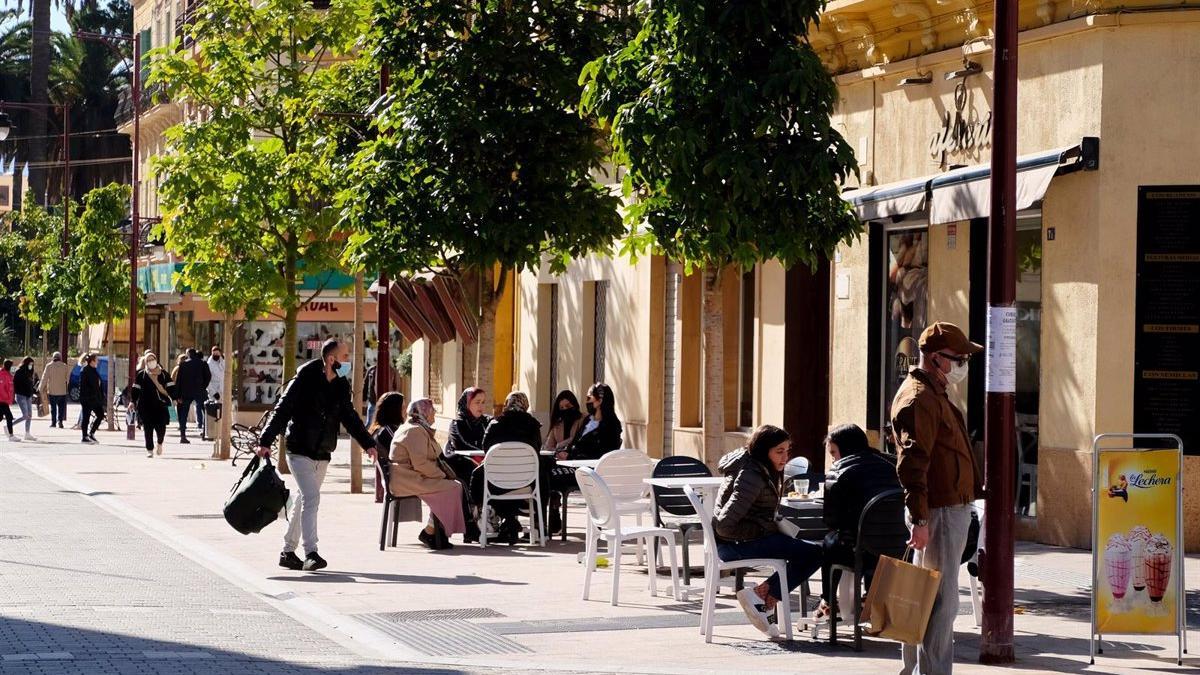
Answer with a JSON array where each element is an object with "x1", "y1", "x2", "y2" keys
[{"x1": 0, "y1": 11, "x2": 32, "y2": 209}]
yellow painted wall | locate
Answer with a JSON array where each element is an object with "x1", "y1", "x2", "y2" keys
[{"x1": 926, "y1": 222, "x2": 972, "y2": 409}]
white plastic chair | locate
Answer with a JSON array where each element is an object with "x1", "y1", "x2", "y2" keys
[
  {"x1": 683, "y1": 485, "x2": 794, "y2": 642},
  {"x1": 577, "y1": 468, "x2": 681, "y2": 606},
  {"x1": 595, "y1": 449, "x2": 656, "y2": 563},
  {"x1": 479, "y1": 442, "x2": 545, "y2": 547}
]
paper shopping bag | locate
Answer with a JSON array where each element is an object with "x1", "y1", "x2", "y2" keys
[{"x1": 860, "y1": 552, "x2": 942, "y2": 645}]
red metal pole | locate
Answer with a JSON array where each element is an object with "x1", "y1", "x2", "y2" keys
[
  {"x1": 60, "y1": 102, "x2": 70, "y2": 356},
  {"x1": 126, "y1": 37, "x2": 141, "y2": 441},
  {"x1": 375, "y1": 63, "x2": 391, "y2": 397},
  {"x1": 980, "y1": 0, "x2": 1018, "y2": 663}
]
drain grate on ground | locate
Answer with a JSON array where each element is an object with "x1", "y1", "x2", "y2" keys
[
  {"x1": 174, "y1": 514, "x2": 226, "y2": 520},
  {"x1": 353, "y1": 616, "x2": 530, "y2": 656},
  {"x1": 366, "y1": 607, "x2": 505, "y2": 622},
  {"x1": 0, "y1": 534, "x2": 30, "y2": 540}
]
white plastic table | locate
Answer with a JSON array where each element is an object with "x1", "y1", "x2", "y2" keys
[
  {"x1": 642, "y1": 476, "x2": 725, "y2": 499},
  {"x1": 453, "y1": 449, "x2": 485, "y2": 458},
  {"x1": 556, "y1": 459, "x2": 600, "y2": 470}
]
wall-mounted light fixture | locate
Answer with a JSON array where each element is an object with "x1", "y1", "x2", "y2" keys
[
  {"x1": 945, "y1": 60, "x2": 982, "y2": 80},
  {"x1": 899, "y1": 72, "x2": 933, "y2": 86}
]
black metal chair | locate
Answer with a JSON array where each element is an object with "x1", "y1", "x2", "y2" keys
[
  {"x1": 650, "y1": 455, "x2": 711, "y2": 586},
  {"x1": 827, "y1": 487, "x2": 908, "y2": 651},
  {"x1": 377, "y1": 459, "x2": 403, "y2": 550},
  {"x1": 230, "y1": 410, "x2": 275, "y2": 467}
]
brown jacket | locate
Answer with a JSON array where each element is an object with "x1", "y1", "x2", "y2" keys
[
  {"x1": 890, "y1": 368, "x2": 982, "y2": 521},
  {"x1": 388, "y1": 422, "x2": 458, "y2": 497}
]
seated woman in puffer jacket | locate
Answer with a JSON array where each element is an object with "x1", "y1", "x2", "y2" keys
[{"x1": 713, "y1": 424, "x2": 824, "y2": 638}]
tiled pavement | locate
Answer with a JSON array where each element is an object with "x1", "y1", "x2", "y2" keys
[{"x1": 0, "y1": 461, "x2": 484, "y2": 675}]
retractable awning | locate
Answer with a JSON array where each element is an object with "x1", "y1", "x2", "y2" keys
[
  {"x1": 929, "y1": 140, "x2": 1097, "y2": 224},
  {"x1": 844, "y1": 176, "x2": 931, "y2": 222},
  {"x1": 369, "y1": 275, "x2": 478, "y2": 345}
]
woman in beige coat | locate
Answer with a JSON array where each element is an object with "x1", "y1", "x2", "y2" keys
[{"x1": 389, "y1": 398, "x2": 467, "y2": 550}]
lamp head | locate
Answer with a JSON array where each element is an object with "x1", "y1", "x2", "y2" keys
[{"x1": 0, "y1": 111, "x2": 14, "y2": 142}]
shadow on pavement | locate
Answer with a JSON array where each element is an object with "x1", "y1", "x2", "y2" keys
[
  {"x1": 269, "y1": 571, "x2": 525, "y2": 586},
  {"x1": 0, "y1": 614, "x2": 467, "y2": 674}
]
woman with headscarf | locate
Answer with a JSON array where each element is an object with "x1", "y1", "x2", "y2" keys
[
  {"x1": 131, "y1": 352, "x2": 174, "y2": 457},
  {"x1": 442, "y1": 387, "x2": 491, "y2": 504},
  {"x1": 541, "y1": 390, "x2": 584, "y2": 454},
  {"x1": 470, "y1": 391, "x2": 542, "y2": 544},
  {"x1": 389, "y1": 398, "x2": 468, "y2": 550}
]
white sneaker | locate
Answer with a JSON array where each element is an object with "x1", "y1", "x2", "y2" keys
[
  {"x1": 23, "y1": 433, "x2": 37, "y2": 442},
  {"x1": 7, "y1": 434, "x2": 20, "y2": 442},
  {"x1": 737, "y1": 588, "x2": 779, "y2": 637}
]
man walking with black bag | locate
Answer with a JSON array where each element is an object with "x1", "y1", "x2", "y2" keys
[{"x1": 257, "y1": 339, "x2": 376, "y2": 571}]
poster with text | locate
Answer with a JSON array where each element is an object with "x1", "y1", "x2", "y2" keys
[{"x1": 1095, "y1": 449, "x2": 1180, "y2": 634}]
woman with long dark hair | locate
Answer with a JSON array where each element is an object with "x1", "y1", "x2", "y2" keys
[
  {"x1": 12, "y1": 356, "x2": 38, "y2": 441},
  {"x1": 562, "y1": 383, "x2": 621, "y2": 460},
  {"x1": 542, "y1": 390, "x2": 584, "y2": 453},
  {"x1": 0, "y1": 360, "x2": 17, "y2": 441},
  {"x1": 713, "y1": 424, "x2": 823, "y2": 637}
]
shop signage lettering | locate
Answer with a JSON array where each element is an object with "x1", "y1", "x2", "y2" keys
[
  {"x1": 929, "y1": 82, "x2": 992, "y2": 159},
  {"x1": 1127, "y1": 471, "x2": 1172, "y2": 489},
  {"x1": 299, "y1": 301, "x2": 340, "y2": 313}
]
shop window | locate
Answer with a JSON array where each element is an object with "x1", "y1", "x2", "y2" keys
[
  {"x1": 1014, "y1": 213, "x2": 1042, "y2": 517},
  {"x1": 240, "y1": 321, "x2": 285, "y2": 407},
  {"x1": 737, "y1": 268, "x2": 756, "y2": 429},
  {"x1": 881, "y1": 226, "x2": 929, "y2": 450}
]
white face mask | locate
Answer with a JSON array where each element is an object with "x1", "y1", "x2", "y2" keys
[{"x1": 946, "y1": 359, "x2": 969, "y2": 385}]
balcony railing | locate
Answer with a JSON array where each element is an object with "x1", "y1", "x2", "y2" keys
[{"x1": 114, "y1": 82, "x2": 169, "y2": 127}]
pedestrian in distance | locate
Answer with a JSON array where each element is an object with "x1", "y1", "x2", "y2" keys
[
  {"x1": 174, "y1": 348, "x2": 211, "y2": 444},
  {"x1": 78, "y1": 353, "x2": 106, "y2": 444},
  {"x1": 12, "y1": 356, "x2": 39, "y2": 441},
  {"x1": 891, "y1": 321, "x2": 984, "y2": 675},
  {"x1": 71, "y1": 353, "x2": 88, "y2": 430},
  {"x1": 132, "y1": 352, "x2": 173, "y2": 458},
  {"x1": 256, "y1": 338, "x2": 377, "y2": 572},
  {"x1": 0, "y1": 359, "x2": 17, "y2": 442},
  {"x1": 40, "y1": 352, "x2": 70, "y2": 429},
  {"x1": 206, "y1": 344, "x2": 225, "y2": 404}
]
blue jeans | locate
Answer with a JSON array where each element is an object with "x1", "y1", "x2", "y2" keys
[
  {"x1": 718, "y1": 533, "x2": 823, "y2": 601},
  {"x1": 49, "y1": 395, "x2": 67, "y2": 426},
  {"x1": 13, "y1": 395, "x2": 32, "y2": 433},
  {"x1": 365, "y1": 402, "x2": 376, "y2": 429}
]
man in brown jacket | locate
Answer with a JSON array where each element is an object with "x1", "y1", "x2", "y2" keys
[{"x1": 892, "y1": 321, "x2": 983, "y2": 675}]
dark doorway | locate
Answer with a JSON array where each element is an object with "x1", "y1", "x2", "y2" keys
[{"x1": 784, "y1": 259, "x2": 831, "y2": 471}]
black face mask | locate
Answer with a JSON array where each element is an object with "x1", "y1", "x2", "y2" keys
[{"x1": 586, "y1": 402, "x2": 596, "y2": 416}]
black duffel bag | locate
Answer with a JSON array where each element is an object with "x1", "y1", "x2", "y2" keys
[{"x1": 223, "y1": 454, "x2": 289, "y2": 535}]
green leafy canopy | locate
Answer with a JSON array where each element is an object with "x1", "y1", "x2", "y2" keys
[
  {"x1": 581, "y1": 0, "x2": 861, "y2": 271},
  {"x1": 340, "y1": 0, "x2": 629, "y2": 278}
]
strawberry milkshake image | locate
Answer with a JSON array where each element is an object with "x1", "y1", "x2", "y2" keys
[
  {"x1": 1145, "y1": 534, "x2": 1173, "y2": 603},
  {"x1": 1128, "y1": 526, "x2": 1153, "y2": 592},
  {"x1": 1105, "y1": 534, "x2": 1132, "y2": 600}
]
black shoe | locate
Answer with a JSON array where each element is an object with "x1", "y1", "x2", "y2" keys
[
  {"x1": 418, "y1": 530, "x2": 440, "y2": 550},
  {"x1": 278, "y1": 551, "x2": 303, "y2": 570},
  {"x1": 435, "y1": 528, "x2": 454, "y2": 550},
  {"x1": 180, "y1": 437, "x2": 190, "y2": 444},
  {"x1": 463, "y1": 522, "x2": 481, "y2": 544},
  {"x1": 302, "y1": 552, "x2": 328, "y2": 571},
  {"x1": 500, "y1": 518, "x2": 521, "y2": 545}
]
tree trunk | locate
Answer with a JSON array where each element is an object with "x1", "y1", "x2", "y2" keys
[
  {"x1": 28, "y1": 0, "x2": 51, "y2": 205},
  {"x1": 106, "y1": 317, "x2": 116, "y2": 431},
  {"x1": 278, "y1": 245, "x2": 298, "y2": 475},
  {"x1": 218, "y1": 316, "x2": 234, "y2": 460},
  {"x1": 350, "y1": 273, "x2": 364, "y2": 494},
  {"x1": 701, "y1": 267, "x2": 725, "y2": 467},
  {"x1": 473, "y1": 267, "x2": 499, "y2": 404}
]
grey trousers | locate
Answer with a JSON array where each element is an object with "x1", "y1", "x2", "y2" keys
[
  {"x1": 901, "y1": 504, "x2": 972, "y2": 675},
  {"x1": 282, "y1": 455, "x2": 330, "y2": 556}
]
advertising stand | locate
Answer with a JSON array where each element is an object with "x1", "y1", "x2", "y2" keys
[{"x1": 1091, "y1": 433, "x2": 1187, "y2": 665}]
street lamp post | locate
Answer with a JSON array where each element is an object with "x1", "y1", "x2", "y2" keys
[{"x1": 0, "y1": 99, "x2": 73, "y2": 356}]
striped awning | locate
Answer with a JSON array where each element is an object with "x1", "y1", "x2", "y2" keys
[{"x1": 370, "y1": 275, "x2": 478, "y2": 345}]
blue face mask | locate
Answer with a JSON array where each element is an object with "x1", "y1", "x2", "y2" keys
[{"x1": 336, "y1": 362, "x2": 351, "y2": 377}]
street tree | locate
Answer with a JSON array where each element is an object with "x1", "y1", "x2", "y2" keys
[
  {"x1": 150, "y1": 0, "x2": 373, "y2": 467},
  {"x1": 341, "y1": 0, "x2": 629, "y2": 394},
  {"x1": 13, "y1": 198, "x2": 79, "y2": 337},
  {"x1": 581, "y1": 0, "x2": 860, "y2": 463}
]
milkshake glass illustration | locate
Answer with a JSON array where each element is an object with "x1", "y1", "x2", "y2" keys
[
  {"x1": 1105, "y1": 534, "x2": 1132, "y2": 600},
  {"x1": 1145, "y1": 534, "x2": 1172, "y2": 603},
  {"x1": 1128, "y1": 526, "x2": 1152, "y2": 592}
]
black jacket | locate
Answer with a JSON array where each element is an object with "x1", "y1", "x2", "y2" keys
[
  {"x1": 12, "y1": 366, "x2": 36, "y2": 397},
  {"x1": 445, "y1": 391, "x2": 490, "y2": 453},
  {"x1": 713, "y1": 449, "x2": 780, "y2": 543},
  {"x1": 175, "y1": 357, "x2": 211, "y2": 400},
  {"x1": 79, "y1": 365, "x2": 104, "y2": 409},
  {"x1": 258, "y1": 359, "x2": 376, "y2": 461},
  {"x1": 482, "y1": 410, "x2": 542, "y2": 452},
  {"x1": 131, "y1": 368, "x2": 174, "y2": 420},
  {"x1": 566, "y1": 415, "x2": 622, "y2": 460},
  {"x1": 823, "y1": 451, "x2": 901, "y2": 547}
]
